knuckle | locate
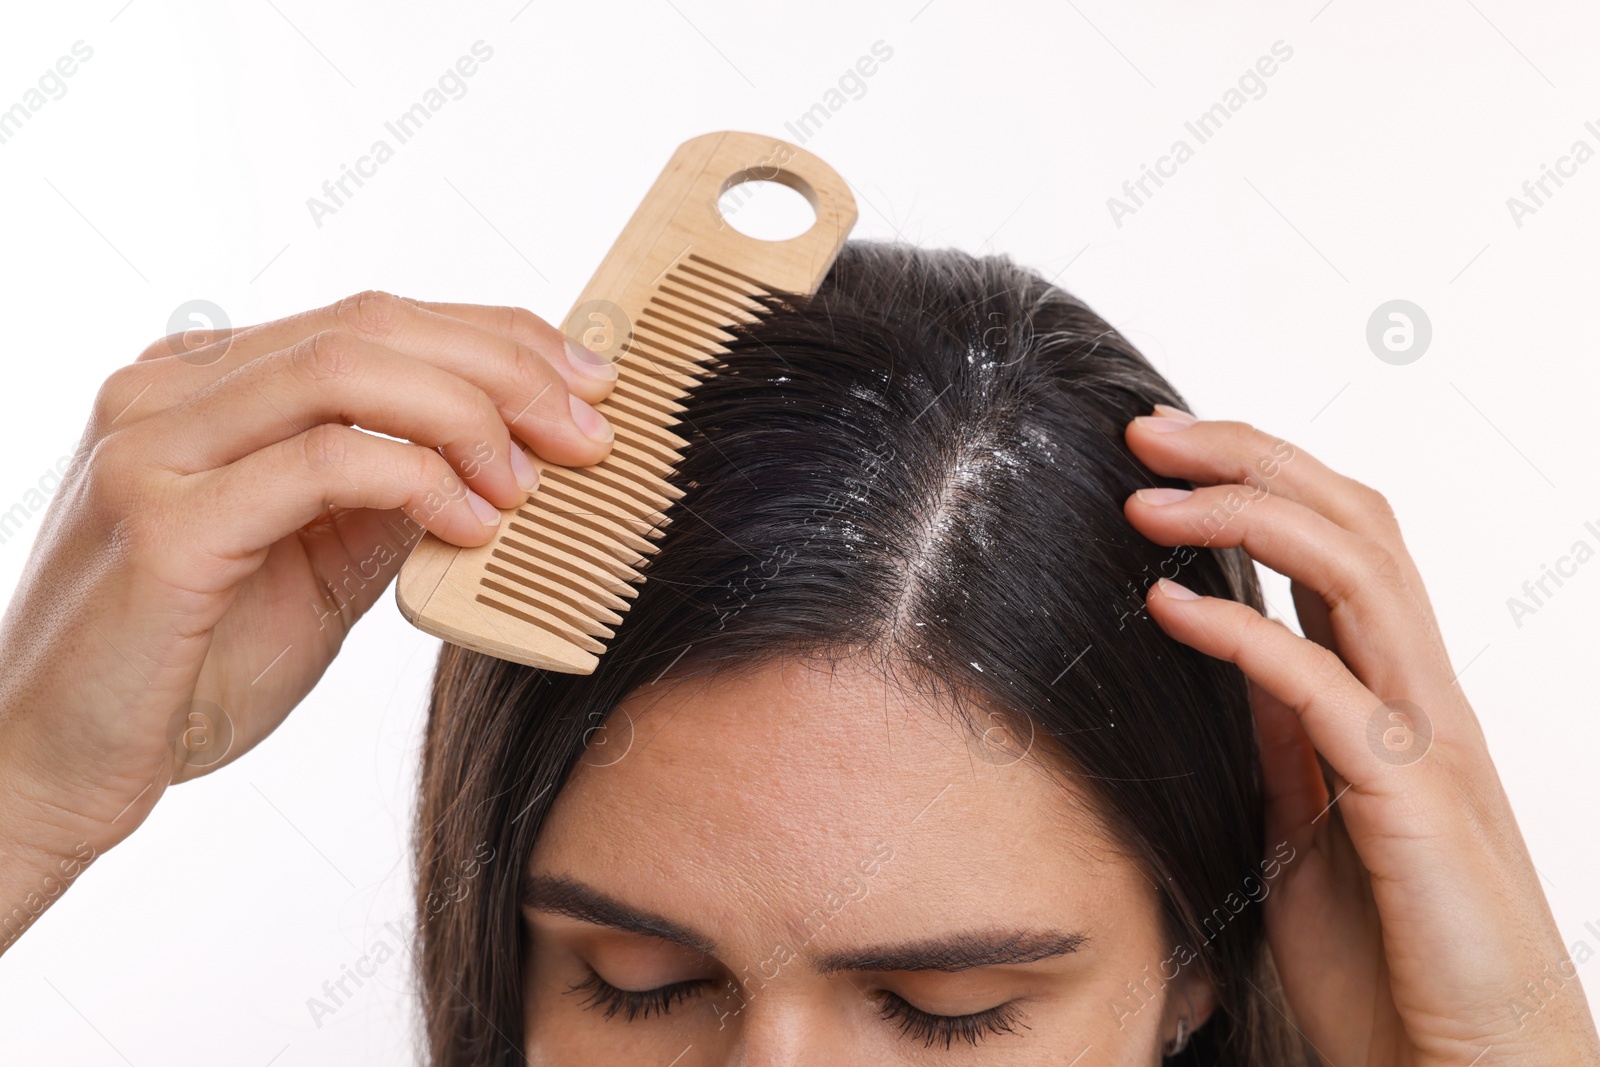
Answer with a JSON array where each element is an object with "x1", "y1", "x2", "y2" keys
[
  {"x1": 84, "y1": 431, "x2": 134, "y2": 495},
  {"x1": 500, "y1": 304, "x2": 525, "y2": 339},
  {"x1": 1319, "y1": 566, "x2": 1360, "y2": 611},
  {"x1": 1226, "y1": 605, "x2": 1272, "y2": 662},
  {"x1": 434, "y1": 383, "x2": 506, "y2": 465},
  {"x1": 104, "y1": 508, "x2": 158, "y2": 563},
  {"x1": 1225, "y1": 421, "x2": 1296, "y2": 486},
  {"x1": 136, "y1": 333, "x2": 184, "y2": 362},
  {"x1": 1213, "y1": 419, "x2": 1263, "y2": 447},
  {"x1": 301, "y1": 423, "x2": 354, "y2": 473},
  {"x1": 503, "y1": 305, "x2": 545, "y2": 346},
  {"x1": 86, "y1": 428, "x2": 125, "y2": 470},
  {"x1": 413, "y1": 444, "x2": 450, "y2": 493},
  {"x1": 298, "y1": 330, "x2": 361, "y2": 383},
  {"x1": 411, "y1": 450, "x2": 463, "y2": 522},
  {"x1": 512, "y1": 341, "x2": 566, "y2": 406},
  {"x1": 1305, "y1": 641, "x2": 1347, "y2": 691},
  {"x1": 1238, "y1": 606, "x2": 1287, "y2": 647},
  {"x1": 1364, "y1": 542, "x2": 1409, "y2": 593},
  {"x1": 1350, "y1": 534, "x2": 1396, "y2": 578},
  {"x1": 85, "y1": 427, "x2": 143, "y2": 480},
  {"x1": 471, "y1": 389, "x2": 506, "y2": 442},
  {"x1": 91, "y1": 365, "x2": 148, "y2": 426},
  {"x1": 82, "y1": 432, "x2": 155, "y2": 526},
  {"x1": 335, "y1": 289, "x2": 405, "y2": 339},
  {"x1": 1352, "y1": 481, "x2": 1398, "y2": 526},
  {"x1": 1325, "y1": 539, "x2": 1404, "y2": 609}
]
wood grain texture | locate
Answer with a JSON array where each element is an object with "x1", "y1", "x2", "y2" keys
[{"x1": 395, "y1": 131, "x2": 857, "y2": 672}]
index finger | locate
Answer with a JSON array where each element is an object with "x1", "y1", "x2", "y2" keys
[
  {"x1": 413, "y1": 300, "x2": 620, "y2": 404},
  {"x1": 1125, "y1": 409, "x2": 1398, "y2": 546},
  {"x1": 1124, "y1": 408, "x2": 1439, "y2": 633},
  {"x1": 132, "y1": 294, "x2": 616, "y2": 408}
]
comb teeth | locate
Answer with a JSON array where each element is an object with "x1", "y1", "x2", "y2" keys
[
  {"x1": 468, "y1": 254, "x2": 773, "y2": 661},
  {"x1": 396, "y1": 132, "x2": 858, "y2": 673}
]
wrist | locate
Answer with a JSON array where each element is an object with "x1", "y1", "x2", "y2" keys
[
  {"x1": 0, "y1": 724, "x2": 143, "y2": 954},
  {"x1": 0, "y1": 702, "x2": 164, "y2": 844},
  {"x1": 0, "y1": 824, "x2": 101, "y2": 954}
]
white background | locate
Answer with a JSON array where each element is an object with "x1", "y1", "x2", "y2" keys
[{"x1": 2, "y1": 1, "x2": 1597, "y2": 1062}]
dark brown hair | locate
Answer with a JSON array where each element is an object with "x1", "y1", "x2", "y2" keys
[{"x1": 414, "y1": 241, "x2": 1310, "y2": 1064}]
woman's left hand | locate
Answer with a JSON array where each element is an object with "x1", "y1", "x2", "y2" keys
[{"x1": 1123, "y1": 406, "x2": 1600, "y2": 1067}]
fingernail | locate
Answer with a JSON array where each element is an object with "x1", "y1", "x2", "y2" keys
[
  {"x1": 569, "y1": 394, "x2": 615, "y2": 444},
  {"x1": 566, "y1": 338, "x2": 619, "y2": 382},
  {"x1": 1157, "y1": 578, "x2": 1201, "y2": 601},
  {"x1": 509, "y1": 444, "x2": 539, "y2": 493},
  {"x1": 1135, "y1": 415, "x2": 1195, "y2": 434},
  {"x1": 466, "y1": 489, "x2": 501, "y2": 526},
  {"x1": 1136, "y1": 487, "x2": 1192, "y2": 506},
  {"x1": 1152, "y1": 404, "x2": 1197, "y2": 425}
]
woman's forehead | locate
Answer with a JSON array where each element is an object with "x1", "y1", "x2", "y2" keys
[{"x1": 526, "y1": 656, "x2": 1151, "y2": 943}]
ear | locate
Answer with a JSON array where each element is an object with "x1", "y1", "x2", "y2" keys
[{"x1": 1160, "y1": 967, "x2": 1218, "y2": 1054}]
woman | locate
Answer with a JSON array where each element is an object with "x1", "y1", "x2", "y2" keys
[{"x1": 0, "y1": 244, "x2": 1592, "y2": 1065}]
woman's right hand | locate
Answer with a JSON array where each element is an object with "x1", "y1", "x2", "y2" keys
[{"x1": 0, "y1": 291, "x2": 617, "y2": 941}]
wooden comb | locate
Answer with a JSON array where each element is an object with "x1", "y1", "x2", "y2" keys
[{"x1": 395, "y1": 130, "x2": 857, "y2": 673}]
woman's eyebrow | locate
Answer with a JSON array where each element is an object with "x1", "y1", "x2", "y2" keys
[
  {"x1": 525, "y1": 875, "x2": 1087, "y2": 975},
  {"x1": 813, "y1": 929, "x2": 1089, "y2": 974},
  {"x1": 523, "y1": 874, "x2": 717, "y2": 955}
]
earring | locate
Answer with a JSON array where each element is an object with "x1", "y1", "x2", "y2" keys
[{"x1": 1164, "y1": 1017, "x2": 1190, "y2": 1057}]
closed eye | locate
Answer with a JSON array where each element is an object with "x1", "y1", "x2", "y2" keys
[
  {"x1": 566, "y1": 964, "x2": 1029, "y2": 1049},
  {"x1": 565, "y1": 966, "x2": 716, "y2": 1022},
  {"x1": 872, "y1": 989, "x2": 1030, "y2": 1049}
]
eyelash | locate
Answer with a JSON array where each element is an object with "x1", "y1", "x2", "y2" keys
[
  {"x1": 873, "y1": 990, "x2": 1029, "y2": 1049},
  {"x1": 566, "y1": 969, "x2": 713, "y2": 1022},
  {"x1": 568, "y1": 966, "x2": 1027, "y2": 1048}
]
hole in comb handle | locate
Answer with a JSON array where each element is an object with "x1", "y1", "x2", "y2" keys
[{"x1": 716, "y1": 178, "x2": 817, "y2": 242}]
